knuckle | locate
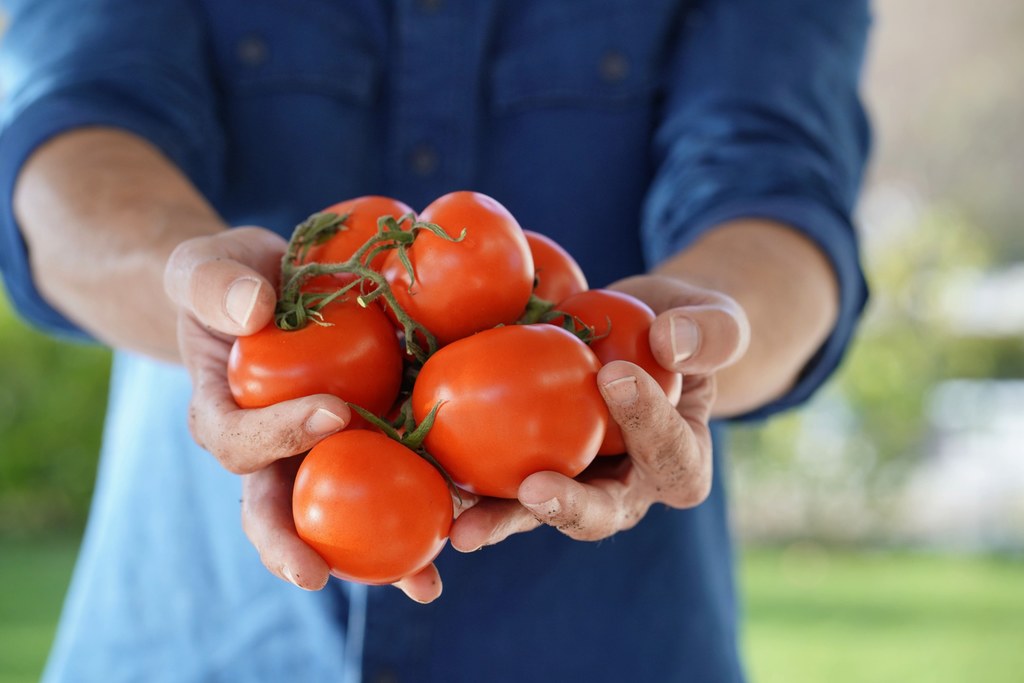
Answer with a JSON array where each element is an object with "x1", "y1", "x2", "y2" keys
[
  {"x1": 240, "y1": 409, "x2": 308, "y2": 457},
  {"x1": 552, "y1": 508, "x2": 586, "y2": 536},
  {"x1": 614, "y1": 502, "x2": 646, "y2": 533},
  {"x1": 552, "y1": 500, "x2": 607, "y2": 541},
  {"x1": 638, "y1": 426, "x2": 691, "y2": 480},
  {"x1": 212, "y1": 442, "x2": 250, "y2": 474},
  {"x1": 664, "y1": 464, "x2": 713, "y2": 509},
  {"x1": 610, "y1": 398, "x2": 654, "y2": 437}
]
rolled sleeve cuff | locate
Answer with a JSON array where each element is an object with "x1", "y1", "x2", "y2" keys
[
  {"x1": 0, "y1": 89, "x2": 207, "y2": 339},
  {"x1": 650, "y1": 196, "x2": 868, "y2": 421}
]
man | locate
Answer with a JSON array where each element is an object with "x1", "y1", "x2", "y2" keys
[{"x1": 0, "y1": 1, "x2": 870, "y2": 680}]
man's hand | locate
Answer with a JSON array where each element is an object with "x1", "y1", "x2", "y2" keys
[
  {"x1": 163, "y1": 227, "x2": 446, "y2": 602},
  {"x1": 448, "y1": 275, "x2": 749, "y2": 549}
]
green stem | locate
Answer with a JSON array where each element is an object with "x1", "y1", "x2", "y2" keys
[
  {"x1": 272, "y1": 210, "x2": 466, "y2": 364},
  {"x1": 516, "y1": 293, "x2": 557, "y2": 325},
  {"x1": 280, "y1": 211, "x2": 350, "y2": 281},
  {"x1": 349, "y1": 401, "x2": 460, "y2": 500}
]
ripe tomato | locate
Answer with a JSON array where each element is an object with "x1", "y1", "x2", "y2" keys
[
  {"x1": 227, "y1": 297, "x2": 403, "y2": 418},
  {"x1": 524, "y1": 230, "x2": 588, "y2": 303},
  {"x1": 300, "y1": 196, "x2": 414, "y2": 292},
  {"x1": 411, "y1": 324, "x2": 608, "y2": 498},
  {"x1": 381, "y1": 191, "x2": 534, "y2": 347},
  {"x1": 293, "y1": 430, "x2": 453, "y2": 584},
  {"x1": 552, "y1": 289, "x2": 682, "y2": 455}
]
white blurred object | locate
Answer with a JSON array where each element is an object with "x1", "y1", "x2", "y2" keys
[
  {"x1": 939, "y1": 264, "x2": 1024, "y2": 335},
  {"x1": 896, "y1": 380, "x2": 1024, "y2": 550}
]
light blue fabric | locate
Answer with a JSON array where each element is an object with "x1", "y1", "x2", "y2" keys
[
  {"x1": 44, "y1": 354, "x2": 356, "y2": 681},
  {"x1": 0, "y1": 1, "x2": 871, "y2": 680}
]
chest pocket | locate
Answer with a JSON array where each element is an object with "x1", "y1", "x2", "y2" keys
[
  {"x1": 199, "y1": 0, "x2": 386, "y2": 230},
  {"x1": 205, "y1": 0, "x2": 379, "y2": 106},
  {"x1": 489, "y1": 5, "x2": 672, "y2": 114}
]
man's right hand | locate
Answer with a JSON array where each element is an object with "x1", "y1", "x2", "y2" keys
[{"x1": 163, "y1": 227, "x2": 446, "y2": 602}]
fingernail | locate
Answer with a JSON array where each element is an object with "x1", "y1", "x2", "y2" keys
[
  {"x1": 671, "y1": 315, "x2": 700, "y2": 365},
  {"x1": 602, "y1": 376, "x2": 638, "y2": 405},
  {"x1": 224, "y1": 277, "x2": 262, "y2": 328},
  {"x1": 523, "y1": 497, "x2": 562, "y2": 517},
  {"x1": 306, "y1": 408, "x2": 346, "y2": 435},
  {"x1": 282, "y1": 566, "x2": 302, "y2": 589}
]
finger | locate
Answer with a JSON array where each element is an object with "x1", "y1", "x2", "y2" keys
[
  {"x1": 164, "y1": 227, "x2": 285, "y2": 336},
  {"x1": 598, "y1": 361, "x2": 713, "y2": 509},
  {"x1": 452, "y1": 489, "x2": 481, "y2": 520},
  {"x1": 448, "y1": 497, "x2": 541, "y2": 552},
  {"x1": 179, "y1": 314, "x2": 350, "y2": 473},
  {"x1": 648, "y1": 302, "x2": 750, "y2": 376},
  {"x1": 241, "y1": 457, "x2": 330, "y2": 591},
  {"x1": 518, "y1": 470, "x2": 647, "y2": 542},
  {"x1": 392, "y1": 564, "x2": 443, "y2": 604}
]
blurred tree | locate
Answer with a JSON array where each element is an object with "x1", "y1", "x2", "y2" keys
[{"x1": 0, "y1": 289, "x2": 110, "y2": 536}]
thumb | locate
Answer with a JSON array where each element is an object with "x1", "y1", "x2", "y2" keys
[
  {"x1": 649, "y1": 301, "x2": 750, "y2": 376},
  {"x1": 164, "y1": 227, "x2": 285, "y2": 336}
]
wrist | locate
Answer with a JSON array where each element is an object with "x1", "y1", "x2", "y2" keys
[{"x1": 14, "y1": 127, "x2": 228, "y2": 360}]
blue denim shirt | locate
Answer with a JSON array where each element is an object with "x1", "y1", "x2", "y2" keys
[{"x1": 0, "y1": 1, "x2": 870, "y2": 681}]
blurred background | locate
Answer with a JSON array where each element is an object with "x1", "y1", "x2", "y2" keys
[{"x1": 1, "y1": 1, "x2": 1022, "y2": 681}]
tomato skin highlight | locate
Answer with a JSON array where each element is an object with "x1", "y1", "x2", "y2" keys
[
  {"x1": 293, "y1": 430, "x2": 453, "y2": 585},
  {"x1": 227, "y1": 297, "x2": 403, "y2": 417},
  {"x1": 524, "y1": 230, "x2": 588, "y2": 303},
  {"x1": 381, "y1": 191, "x2": 534, "y2": 347},
  {"x1": 412, "y1": 324, "x2": 608, "y2": 498},
  {"x1": 553, "y1": 289, "x2": 683, "y2": 455}
]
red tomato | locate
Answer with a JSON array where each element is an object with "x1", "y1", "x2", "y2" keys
[
  {"x1": 301, "y1": 196, "x2": 414, "y2": 291},
  {"x1": 552, "y1": 289, "x2": 682, "y2": 455},
  {"x1": 411, "y1": 324, "x2": 608, "y2": 498},
  {"x1": 381, "y1": 191, "x2": 534, "y2": 347},
  {"x1": 524, "y1": 230, "x2": 588, "y2": 303},
  {"x1": 227, "y1": 297, "x2": 403, "y2": 418},
  {"x1": 293, "y1": 430, "x2": 453, "y2": 584}
]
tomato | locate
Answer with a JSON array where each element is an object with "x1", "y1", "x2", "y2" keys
[
  {"x1": 411, "y1": 324, "x2": 608, "y2": 498},
  {"x1": 227, "y1": 297, "x2": 403, "y2": 418},
  {"x1": 304, "y1": 195, "x2": 413, "y2": 270},
  {"x1": 297, "y1": 196, "x2": 413, "y2": 293},
  {"x1": 293, "y1": 430, "x2": 452, "y2": 584},
  {"x1": 524, "y1": 230, "x2": 588, "y2": 303},
  {"x1": 551, "y1": 289, "x2": 682, "y2": 455},
  {"x1": 381, "y1": 191, "x2": 534, "y2": 347}
]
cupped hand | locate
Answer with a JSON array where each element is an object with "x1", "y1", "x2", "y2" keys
[
  {"x1": 448, "y1": 274, "x2": 750, "y2": 550},
  {"x1": 163, "y1": 227, "x2": 446, "y2": 602}
]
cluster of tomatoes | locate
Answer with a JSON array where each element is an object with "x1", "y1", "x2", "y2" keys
[{"x1": 226, "y1": 191, "x2": 680, "y2": 587}]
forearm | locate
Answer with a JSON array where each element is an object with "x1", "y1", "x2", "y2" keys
[
  {"x1": 656, "y1": 219, "x2": 839, "y2": 417},
  {"x1": 13, "y1": 127, "x2": 227, "y2": 362}
]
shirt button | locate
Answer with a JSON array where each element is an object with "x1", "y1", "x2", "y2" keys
[
  {"x1": 409, "y1": 144, "x2": 439, "y2": 177},
  {"x1": 599, "y1": 49, "x2": 630, "y2": 84},
  {"x1": 236, "y1": 35, "x2": 269, "y2": 67}
]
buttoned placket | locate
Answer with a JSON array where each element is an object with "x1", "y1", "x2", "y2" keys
[
  {"x1": 366, "y1": 9, "x2": 499, "y2": 682},
  {"x1": 385, "y1": 0, "x2": 494, "y2": 209}
]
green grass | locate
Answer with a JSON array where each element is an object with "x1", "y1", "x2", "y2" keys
[
  {"x1": 740, "y1": 544, "x2": 1024, "y2": 683},
  {"x1": 1, "y1": 537, "x2": 1023, "y2": 682},
  {"x1": 0, "y1": 536, "x2": 79, "y2": 683}
]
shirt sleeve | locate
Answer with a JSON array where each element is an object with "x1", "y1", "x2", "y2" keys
[
  {"x1": 0, "y1": 0, "x2": 223, "y2": 338},
  {"x1": 641, "y1": 0, "x2": 872, "y2": 420}
]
